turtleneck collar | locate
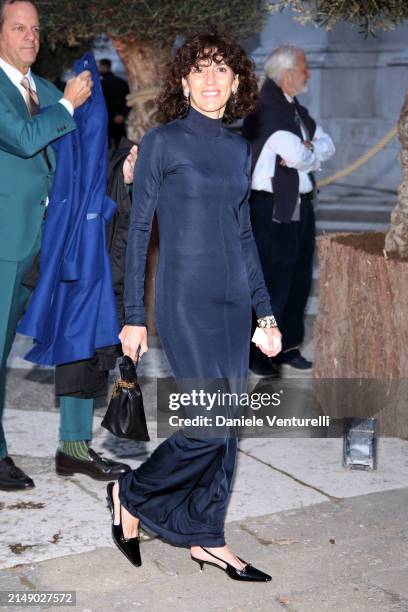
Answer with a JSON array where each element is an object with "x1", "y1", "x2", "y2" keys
[{"x1": 182, "y1": 105, "x2": 223, "y2": 137}]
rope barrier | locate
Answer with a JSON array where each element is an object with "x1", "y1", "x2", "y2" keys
[{"x1": 317, "y1": 125, "x2": 398, "y2": 187}]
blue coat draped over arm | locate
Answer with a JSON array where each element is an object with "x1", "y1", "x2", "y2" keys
[{"x1": 18, "y1": 52, "x2": 120, "y2": 365}]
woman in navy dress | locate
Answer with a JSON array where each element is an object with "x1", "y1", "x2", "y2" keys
[{"x1": 108, "y1": 31, "x2": 281, "y2": 581}]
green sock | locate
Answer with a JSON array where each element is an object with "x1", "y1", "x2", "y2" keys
[{"x1": 60, "y1": 440, "x2": 90, "y2": 461}]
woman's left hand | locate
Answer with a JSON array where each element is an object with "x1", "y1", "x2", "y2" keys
[
  {"x1": 123, "y1": 144, "x2": 138, "y2": 185},
  {"x1": 257, "y1": 327, "x2": 282, "y2": 358}
]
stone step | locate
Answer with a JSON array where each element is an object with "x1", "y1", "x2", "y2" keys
[
  {"x1": 310, "y1": 278, "x2": 319, "y2": 299},
  {"x1": 317, "y1": 199, "x2": 394, "y2": 210},
  {"x1": 284, "y1": 189, "x2": 395, "y2": 316},
  {"x1": 320, "y1": 194, "x2": 395, "y2": 204},
  {"x1": 305, "y1": 295, "x2": 319, "y2": 316},
  {"x1": 316, "y1": 204, "x2": 393, "y2": 224},
  {"x1": 316, "y1": 220, "x2": 389, "y2": 233}
]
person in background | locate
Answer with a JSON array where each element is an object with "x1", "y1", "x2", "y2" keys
[
  {"x1": 99, "y1": 58, "x2": 130, "y2": 148},
  {"x1": 18, "y1": 56, "x2": 139, "y2": 481},
  {"x1": 53, "y1": 141, "x2": 138, "y2": 481},
  {"x1": 0, "y1": 0, "x2": 92, "y2": 491},
  {"x1": 243, "y1": 45, "x2": 335, "y2": 376}
]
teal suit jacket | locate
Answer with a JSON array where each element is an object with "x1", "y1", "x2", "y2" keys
[{"x1": 0, "y1": 68, "x2": 76, "y2": 261}]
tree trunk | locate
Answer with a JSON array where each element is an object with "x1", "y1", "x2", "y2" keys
[
  {"x1": 385, "y1": 89, "x2": 408, "y2": 257},
  {"x1": 314, "y1": 232, "x2": 408, "y2": 438},
  {"x1": 112, "y1": 38, "x2": 171, "y2": 334},
  {"x1": 112, "y1": 37, "x2": 171, "y2": 140}
]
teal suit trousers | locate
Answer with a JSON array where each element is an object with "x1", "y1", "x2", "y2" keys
[
  {"x1": 0, "y1": 232, "x2": 94, "y2": 458},
  {"x1": 0, "y1": 232, "x2": 41, "y2": 458}
]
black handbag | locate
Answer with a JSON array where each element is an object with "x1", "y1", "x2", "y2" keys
[{"x1": 102, "y1": 355, "x2": 150, "y2": 441}]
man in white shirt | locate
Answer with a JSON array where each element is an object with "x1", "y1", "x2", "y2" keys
[
  {"x1": 0, "y1": 0, "x2": 93, "y2": 490},
  {"x1": 242, "y1": 45, "x2": 335, "y2": 375}
]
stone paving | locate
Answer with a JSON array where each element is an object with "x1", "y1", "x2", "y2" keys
[{"x1": 1, "y1": 323, "x2": 408, "y2": 610}]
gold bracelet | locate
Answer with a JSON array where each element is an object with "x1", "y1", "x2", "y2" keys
[{"x1": 257, "y1": 315, "x2": 278, "y2": 329}]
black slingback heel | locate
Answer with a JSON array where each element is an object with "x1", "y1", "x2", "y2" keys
[
  {"x1": 191, "y1": 546, "x2": 271, "y2": 582},
  {"x1": 106, "y1": 482, "x2": 142, "y2": 567}
]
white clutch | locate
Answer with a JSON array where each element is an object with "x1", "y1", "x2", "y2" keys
[{"x1": 251, "y1": 327, "x2": 270, "y2": 351}]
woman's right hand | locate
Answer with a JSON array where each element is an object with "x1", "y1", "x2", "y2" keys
[{"x1": 119, "y1": 325, "x2": 148, "y2": 362}]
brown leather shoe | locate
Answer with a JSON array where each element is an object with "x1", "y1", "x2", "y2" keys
[
  {"x1": 0, "y1": 456, "x2": 35, "y2": 491},
  {"x1": 55, "y1": 448, "x2": 131, "y2": 481}
]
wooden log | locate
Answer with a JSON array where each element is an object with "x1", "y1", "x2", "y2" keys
[{"x1": 314, "y1": 231, "x2": 408, "y2": 438}]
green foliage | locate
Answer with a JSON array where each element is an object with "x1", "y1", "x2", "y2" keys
[
  {"x1": 270, "y1": 0, "x2": 408, "y2": 35},
  {"x1": 35, "y1": 0, "x2": 274, "y2": 46}
]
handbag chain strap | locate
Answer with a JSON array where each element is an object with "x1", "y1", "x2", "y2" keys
[
  {"x1": 111, "y1": 349, "x2": 141, "y2": 398},
  {"x1": 111, "y1": 379, "x2": 136, "y2": 398}
]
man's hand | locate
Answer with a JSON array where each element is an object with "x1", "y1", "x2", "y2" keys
[
  {"x1": 119, "y1": 325, "x2": 147, "y2": 362},
  {"x1": 123, "y1": 145, "x2": 138, "y2": 185},
  {"x1": 63, "y1": 70, "x2": 93, "y2": 109}
]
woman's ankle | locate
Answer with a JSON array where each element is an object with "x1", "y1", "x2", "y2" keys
[
  {"x1": 121, "y1": 507, "x2": 140, "y2": 540},
  {"x1": 191, "y1": 545, "x2": 245, "y2": 571}
]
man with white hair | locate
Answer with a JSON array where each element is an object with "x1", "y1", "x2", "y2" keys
[{"x1": 243, "y1": 45, "x2": 335, "y2": 375}]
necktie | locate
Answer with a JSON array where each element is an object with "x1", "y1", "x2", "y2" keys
[
  {"x1": 293, "y1": 104, "x2": 315, "y2": 190},
  {"x1": 21, "y1": 76, "x2": 41, "y2": 116},
  {"x1": 21, "y1": 76, "x2": 51, "y2": 170}
]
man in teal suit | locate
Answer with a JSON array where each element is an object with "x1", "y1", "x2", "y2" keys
[{"x1": 0, "y1": 0, "x2": 110, "y2": 491}]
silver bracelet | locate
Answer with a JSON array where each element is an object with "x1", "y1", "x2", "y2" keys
[{"x1": 257, "y1": 315, "x2": 278, "y2": 329}]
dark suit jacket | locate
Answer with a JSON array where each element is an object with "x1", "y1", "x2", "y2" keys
[{"x1": 242, "y1": 78, "x2": 316, "y2": 223}]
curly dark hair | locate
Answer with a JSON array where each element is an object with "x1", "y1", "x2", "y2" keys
[{"x1": 156, "y1": 30, "x2": 258, "y2": 124}]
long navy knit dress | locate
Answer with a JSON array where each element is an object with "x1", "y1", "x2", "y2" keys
[{"x1": 118, "y1": 106, "x2": 272, "y2": 547}]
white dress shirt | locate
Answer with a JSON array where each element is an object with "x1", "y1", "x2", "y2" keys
[
  {"x1": 0, "y1": 57, "x2": 74, "y2": 115},
  {"x1": 252, "y1": 93, "x2": 335, "y2": 197}
]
